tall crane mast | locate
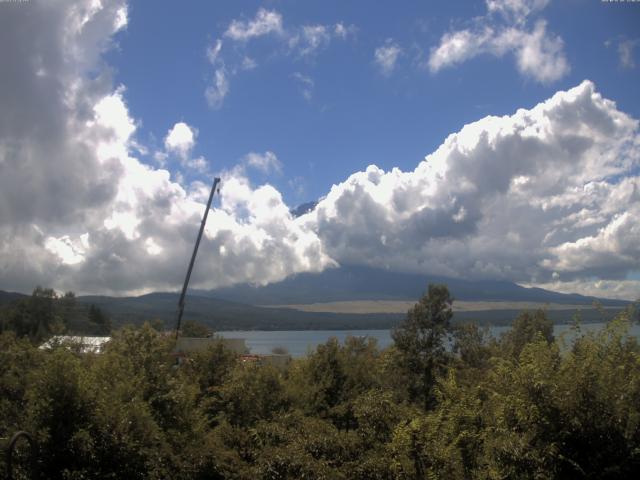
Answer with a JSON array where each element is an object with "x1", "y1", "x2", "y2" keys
[{"x1": 175, "y1": 177, "x2": 221, "y2": 339}]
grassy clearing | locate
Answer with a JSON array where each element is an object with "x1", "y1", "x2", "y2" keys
[{"x1": 262, "y1": 300, "x2": 621, "y2": 314}]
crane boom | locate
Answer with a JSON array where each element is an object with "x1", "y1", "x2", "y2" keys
[{"x1": 175, "y1": 177, "x2": 221, "y2": 339}]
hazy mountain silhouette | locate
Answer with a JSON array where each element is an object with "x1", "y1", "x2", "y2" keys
[
  {"x1": 0, "y1": 290, "x2": 27, "y2": 304},
  {"x1": 197, "y1": 265, "x2": 628, "y2": 306},
  {"x1": 0, "y1": 265, "x2": 629, "y2": 331},
  {"x1": 289, "y1": 200, "x2": 318, "y2": 218}
]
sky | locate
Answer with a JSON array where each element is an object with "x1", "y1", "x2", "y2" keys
[{"x1": 0, "y1": 0, "x2": 639, "y2": 299}]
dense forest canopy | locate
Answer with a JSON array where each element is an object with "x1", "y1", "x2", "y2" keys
[
  {"x1": 1, "y1": 285, "x2": 639, "y2": 479},
  {"x1": 0, "y1": 287, "x2": 111, "y2": 343}
]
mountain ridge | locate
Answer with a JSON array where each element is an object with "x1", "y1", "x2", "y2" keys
[
  {"x1": 0, "y1": 266, "x2": 630, "y2": 330},
  {"x1": 196, "y1": 265, "x2": 628, "y2": 306}
]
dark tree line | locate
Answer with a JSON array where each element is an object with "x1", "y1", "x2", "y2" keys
[
  {"x1": 1, "y1": 284, "x2": 639, "y2": 479},
  {"x1": 0, "y1": 287, "x2": 111, "y2": 342}
]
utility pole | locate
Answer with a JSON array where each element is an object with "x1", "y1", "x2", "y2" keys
[{"x1": 175, "y1": 177, "x2": 221, "y2": 339}]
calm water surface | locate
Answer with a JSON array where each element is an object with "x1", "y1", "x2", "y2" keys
[{"x1": 218, "y1": 322, "x2": 640, "y2": 357}]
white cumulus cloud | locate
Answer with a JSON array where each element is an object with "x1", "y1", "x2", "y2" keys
[
  {"x1": 164, "y1": 122, "x2": 196, "y2": 159},
  {"x1": 224, "y1": 8, "x2": 284, "y2": 42},
  {"x1": 244, "y1": 151, "x2": 283, "y2": 175},
  {"x1": 618, "y1": 39, "x2": 638, "y2": 69},
  {"x1": 374, "y1": 39, "x2": 403, "y2": 75},
  {"x1": 429, "y1": 0, "x2": 569, "y2": 83},
  {"x1": 291, "y1": 72, "x2": 314, "y2": 100},
  {"x1": 486, "y1": 0, "x2": 551, "y2": 23},
  {"x1": 205, "y1": 67, "x2": 230, "y2": 109},
  {"x1": 287, "y1": 22, "x2": 355, "y2": 58},
  {"x1": 205, "y1": 9, "x2": 355, "y2": 108}
]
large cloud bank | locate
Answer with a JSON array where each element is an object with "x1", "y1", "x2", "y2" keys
[
  {"x1": 0, "y1": 0, "x2": 333, "y2": 295},
  {"x1": 304, "y1": 81, "x2": 639, "y2": 300},
  {"x1": 0, "y1": 1, "x2": 638, "y2": 299}
]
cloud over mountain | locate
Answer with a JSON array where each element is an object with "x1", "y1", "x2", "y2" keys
[
  {"x1": 0, "y1": 1, "x2": 637, "y2": 300},
  {"x1": 302, "y1": 81, "x2": 639, "y2": 297}
]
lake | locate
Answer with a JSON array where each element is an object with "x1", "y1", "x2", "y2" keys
[{"x1": 218, "y1": 322, "x2": 640, "y2": 358}]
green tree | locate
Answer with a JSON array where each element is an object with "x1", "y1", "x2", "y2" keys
[
  {"x1": 289, "y1": 336, "x2": 383, "y2": 431},
  {"x1": 502, "y1": 308, "x2": 554, "y2": 358},
  {"x1": 453, "y1": 323, "x2": 491, "y2": 369},
  {"x1": 1, "y1": 289, "x2": 639, "y2": 480},
  {"x1": 552, "y1": 312, "x2": 640, "y2": 478},
  {"x1": 217, "y1": 363, "x2": 289, "y2": 428},
  {"x1": 87, "y1": 304, "x2": 111, "y2": 335},
  {"x1": 0, "y1": 332, "x2": 42, "y2": 441},
  {"x1": 392, "y1": 284, "x2": 454, "y2": 410},
  {"x1": 181, "y1": 319, "x2": 212, "y2": 338},
  {"x1": 24, "y1": 348, "x2": 93, "y2": 479},
  {"x1": 0, "y1": 287, "x2": 65, "y2": 342},
  {"x1": 290, "y1": 338, "x2": 347, "y2": 419},
  {"x1": 389, "y1": 376, "x2": 484, "y2": 480}
]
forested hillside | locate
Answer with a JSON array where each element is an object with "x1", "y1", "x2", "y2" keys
[
  {"x1": 2, "y1": 285, "x2": 627, "y2": 334},
  {"x1": 0, "y1": 287, "x2": 111, "y2": 342},
  {"x1": 1, "y1": 285, "x2": 639, "y2": 479}
]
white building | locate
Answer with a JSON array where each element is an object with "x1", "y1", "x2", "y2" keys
[{"x1": 39, "y1": 335, "x2": 111, "y2": 354}]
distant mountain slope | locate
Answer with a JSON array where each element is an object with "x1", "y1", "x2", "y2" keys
[
  {"x1": 76, "y1": 291, "x2": 625, "y2": 331},
  {"x1": 1, "y1": 287, "x2": 627, "y2": 331},
  {"x1": 290, "y1": 201, "x2": 318, "y2": 218},
  {"x1": 198, "y1": 265, "x2": 628, "y2": 306},
  {"x1": 76, "y1": 292, "x2": 403, "y2": 331},
  {"x1": 0, "y1": 265, "x2": 629, "y2": 331},
  {"x1": 0, "y1": 290, "x2": 28, "y2": 304}
]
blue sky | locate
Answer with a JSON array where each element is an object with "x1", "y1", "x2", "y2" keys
[
  {"x1": 106, "y1": 0, "x2": 640, "y2": 205},
  {"x1": 0, "y1": 0, "x2": 639, "y2": 299}
]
